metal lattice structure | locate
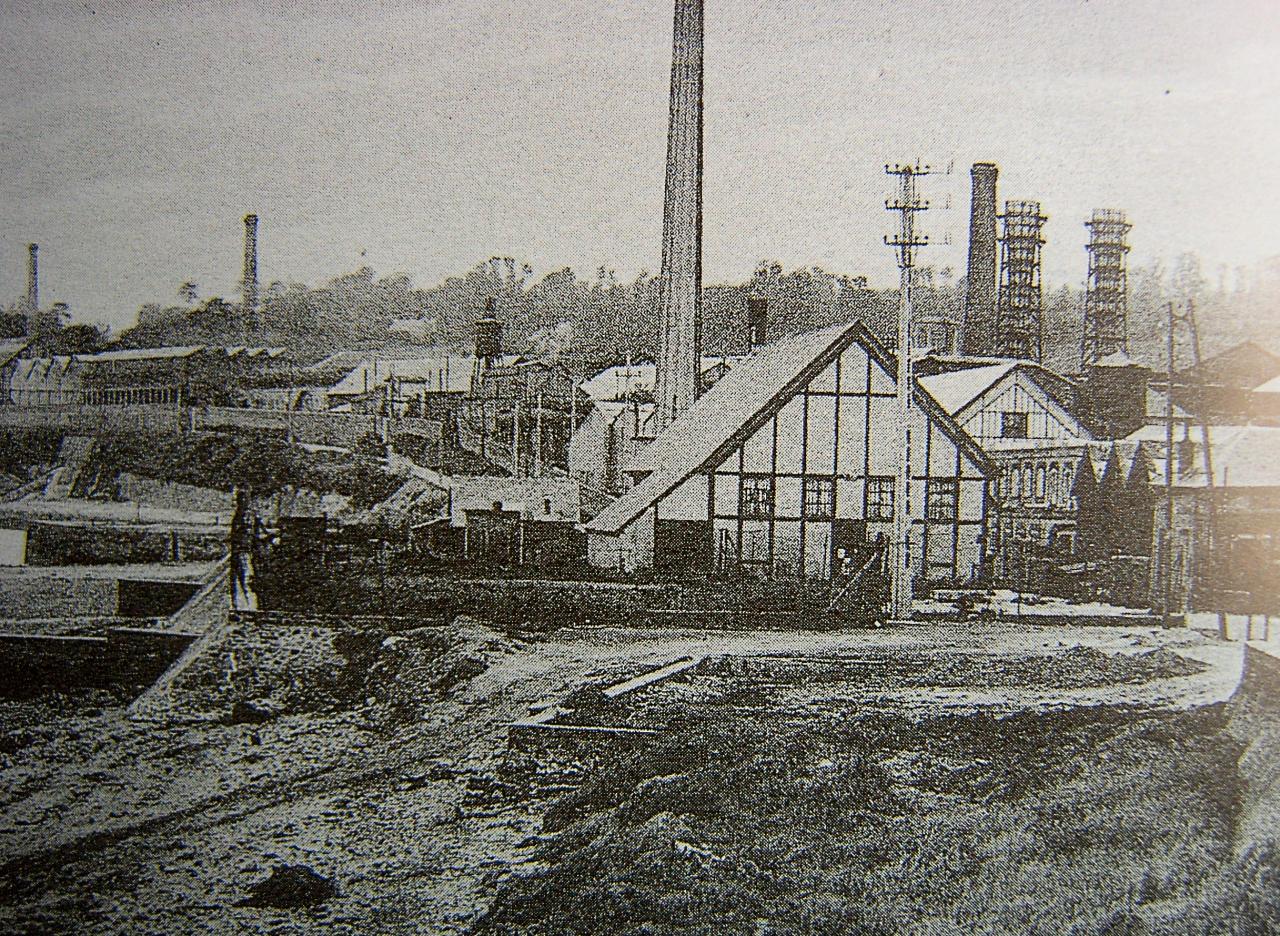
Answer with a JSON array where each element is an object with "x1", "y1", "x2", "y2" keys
[
  {"x1": 1080, "y1": 208, "x2": 1132, "y2": 368},
  {"x1": 995, "y1": 200, "x2": 1047, "y2": 361}
]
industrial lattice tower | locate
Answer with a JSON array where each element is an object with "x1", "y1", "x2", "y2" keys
[
  {"x1": 1080, "y1": 209, "x2": 1132, "y2": 368},
  {"x1": 995, "y1": 200, "x2": 1047, "y2": 361}
]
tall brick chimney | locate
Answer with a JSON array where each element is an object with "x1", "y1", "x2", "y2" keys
[
  {"x1": 654, "y1": 0, "x2": 704, "y2": 430},
  {"x1": 242, "y1": 214, "x2": 259, "y2": 322},
  {"x1": 961, "y1": 163, "x2": 998, "y2": 356}
]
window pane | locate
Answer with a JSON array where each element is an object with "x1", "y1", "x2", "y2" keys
[
  {"x1": 740, "y1": 474, "x2": 775, "y2": 518},
  {"x1": 803, "y1": 476, "x2": 835, "y2": 519},
  {"x1": 864, "y1": 476, "x2": 894, "y2": 521}
]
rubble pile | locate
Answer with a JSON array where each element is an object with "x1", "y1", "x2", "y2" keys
[
  {"x1": 237, "y1": 864, "x2": 338, "y2": 909},
  {"x1": 369, "y1": 621, "x2": 519, "y2": 721}
]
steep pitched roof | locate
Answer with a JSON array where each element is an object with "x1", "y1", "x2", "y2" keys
[
  {"x1": 919, "y1": 359, "x2": 1090, "y2": 442},
  {"x1": 0, "y1": 340, "x2": 29, "y2": 369},
  {"x1": 586, "y1": 321, "x2": 993, "y2": 535},
  {"x1": 918, "y1": 363, "x2": 1017, "y2": 415},
  {"x1": 1179, "y1": 340, "x2": 1280, "y2": 389}
]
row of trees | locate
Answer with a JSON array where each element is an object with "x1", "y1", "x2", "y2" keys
[{"x1": 113, "y1": 252, "x2": 1280, "y2": 374}]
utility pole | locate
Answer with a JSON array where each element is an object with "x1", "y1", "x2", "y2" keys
[
  {"x1": 885, "y1": 162, "x2": 932, "y2": 620},
  {"x1": 1163, "y1": 302, "x2": 1176, "y2": 628},
  {"x1": 1184, "y1": 298, "x2": 1227, "y2": 639},
  {"x1": 534, "y1": 390, "x2": 544, "y2": 478}
]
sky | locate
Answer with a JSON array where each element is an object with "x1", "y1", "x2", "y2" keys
[{"x1": 1, "y1": 0, "x2": 1278, "y2": 330}]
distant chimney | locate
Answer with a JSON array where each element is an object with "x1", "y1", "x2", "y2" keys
[
  {"x1": 475, "y1": 297, "x2": 503, "y2": 362},
  {"x1": 746, "y1": 296, "x2": 767, "y2": 351},
  {"x1": 961, "y1": 163, "x2": 998, "y2": 356},
  {"x1": 26, "y1": 243, "x2": 38, "y2": 316},
  {"x1": 242, "y1": 214, "x2": 259, "y2": 321}
]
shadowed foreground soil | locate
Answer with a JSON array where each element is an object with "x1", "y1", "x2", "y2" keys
[{"x1": 479, "y1": 704, "x2": 1275, "y2": 936}]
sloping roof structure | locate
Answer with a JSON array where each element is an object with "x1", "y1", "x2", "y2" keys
[
  {"x1": 78, "y1": 346, "x2": 205, "y2": 362},
  {"x1": 580, "y1": 362, "x2": 656, "y2": 402},
  {"x1": 0, "y1": 340, "x2": 29, "y2": 369},
  {"x1": 1125, "y1": 423, "x2": 1280, "y2": 488},
  {"x1": 580, "y1": 356, "x2": 738, "y2": 403},
  {"x1": 1178, "y1": 340, "x2": 1280, "y2": 389},
  {"x1": 587, "y1": 321, "x2": 994, "y2": 535},
  {"x1": 916, "y1": 357, "x2": 1081, "y2": 422},
  {"x1": 917, "y1": 363, "x2": 1017, "y2": 415},
  {"x1": 328, "y1": 354, "x2": 495, "y2": 397}
]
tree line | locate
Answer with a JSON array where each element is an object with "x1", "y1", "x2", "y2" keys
[{"x1": 101, "y1": 252, "x2": 1280, "y2": 375}]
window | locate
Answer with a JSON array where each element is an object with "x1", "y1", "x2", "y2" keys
[
  {"x1": 1048, "y1": 466, "x2": 1061, "y2": 506},
  {"x1": 1001, "y1": 411, "x2": 1029, "y2": 439},
  {"x1": 739, "y1": 474, "x2": 775, "y2": 518},
  {"x1": 802, "y1": 476, "x2": 835, "y2": 519},
  {"x1": 864, "y1": 476, "x2": 894, "y2": 521},
  {"x1": 927, "y1": 479, "x2": 959, "y2": 521},
  {"x1": 1035, "y1": 465, "x2": 1047, "y2": 501}
]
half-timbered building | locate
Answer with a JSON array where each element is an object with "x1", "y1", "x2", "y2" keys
[{"x1": 584, "y1": 322, "x2": 994, "y2": 587}]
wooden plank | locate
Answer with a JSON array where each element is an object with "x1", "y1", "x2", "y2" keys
[{"x1": 602, "y1": 656, "x2": 701, "y2": 699}]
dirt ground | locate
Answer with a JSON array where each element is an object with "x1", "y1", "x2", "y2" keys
[{"x1": 0, "y1": 622, "x2": 1249, "y2": 934}]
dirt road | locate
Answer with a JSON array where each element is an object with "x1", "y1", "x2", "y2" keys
[{"x1": 0, "y1": 622, "x2": 1245, "y2": 934}]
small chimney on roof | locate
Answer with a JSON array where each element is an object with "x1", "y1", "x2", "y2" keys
[
  {"x1": 475, "y1": 296, "x2": 503, "y2": 362},
  {"x1": 242, "y1": 214, "x2": 259, "y2": 322},
  {"x1": 746, "y1": 295, "x2": 767, "y2": 352}
]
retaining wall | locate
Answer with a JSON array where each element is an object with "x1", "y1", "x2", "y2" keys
[
  {"x1": 0, "y1": 628, "x2": 195, "y2": 699},
  {"x1": 22, "y1": 522, "x2": 225, "y2": 566}
]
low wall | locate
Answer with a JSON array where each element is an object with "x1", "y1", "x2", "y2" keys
[
  {"x1": 0, "y1": 628, "x2": 195, "y2": 699},
  {"x1": 279, "y1": 573, "x2": 684, "y2": 629},
  {"x1": 195, "y1": 407, "x2": 381, "y2": 449},
  {"x1": 0, "y1": 404, "x2": 184, "y2": 435},
  {"x1": 1228, "y1": 644, "x2": 1280, "y2": 855},
  {"x1": 23, "y1": 522, "x2": 225, "y2": 566},
  {"x1": 117, "y1": 579, "x2": 202, "y2": 618},
  {"x1": 116, "y1": 473, "x2": 232, "y2": 513}
]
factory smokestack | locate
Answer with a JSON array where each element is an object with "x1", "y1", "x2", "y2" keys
[
  {"x1": 654, "y1": 0, "x2": 704, "y2": 430},
  {"x1": 26, "y1": 243, "x2": 38, "y2": 318},
  {"x1": 242, "y1": 214, "x2": 259, "y2": 322},
  {"x1": 23, "y1": 244, "x2": 44, "y2": 338},
  {"x1": 961, "y1": 163, "x2": 998, "y2": 357}
]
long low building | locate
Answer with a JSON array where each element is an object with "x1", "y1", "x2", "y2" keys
[{"x1": 584, "y1": 321, "x2": 995, "y2": 586}]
